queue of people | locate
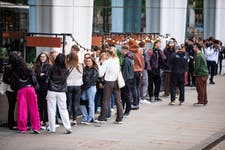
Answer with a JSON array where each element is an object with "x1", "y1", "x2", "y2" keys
[{"x1": 0, "y1": 36, "x2": 224, "y2": 134}]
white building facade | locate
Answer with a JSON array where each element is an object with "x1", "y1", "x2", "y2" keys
[{"x1": 29, "y1": 0, "x2": 94, "y2": 55}]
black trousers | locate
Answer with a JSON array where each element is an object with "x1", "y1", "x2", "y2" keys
[
  {"x1": 218, "y1": 58, "x2": 223, "y2": 74},
  {"x1": 36, "y1": 90, "x2": 48, "y2": 123},
  {"x1": 121, "y1": 79, "x2": 133, "y2": 114},
  {"x1": 188, "y1": 61, "x2": 195, "y2": 86},
  {"x1": 170, "y1": 73, "x2": 185, "y2": 102},
  {"x1": 207, "y1": 60, "x2": 216, "y2": 82},
  {"x1": 66, "y1": 86, "x2": 81, "y2": 120},
  {"x1": 6, "y1": 91, "x2": 17, "y2": 128},
  {"x1": 148, "y1": 71, "x2": 161, "y2": 98}
]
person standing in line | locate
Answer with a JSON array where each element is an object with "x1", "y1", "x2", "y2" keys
[
  {"x1": 217, "y1": 41, "x2": 224, "y2": 75},
  {"x1": 96, "y1": 49, "x2": 123, "y2": 124},
  {"x1": 147, "y1": 40, "x2": 166, "y2": 102},
  {"x1": 80, "y1": 57, "x2": 98, "y2": 124},
  {"x1": 139, "y1": 41, "x2": 151, "y2": 104},
  {"x1": 46, "y1": 53, "x2": 72, "y2": 134},
  {"x1": 120, "y1": 45, "x2": 134, "y2": 117},
  {"x1": 169, "y1": 45, "x2": 189, "y2": 105},
  {"x1": 128, "y1": 40, "x2": 144, "y2": 110},
  {"x1": 95, "y1": 52, "x2": 108, "y2": 114},
  {"x1": 66, "y1": 45, "x2": 83, "y2": 126},
  {"x1": 49, "y1": 49, "x2": 61, "y2": 127},
  {"x1": 186, "y1": 39, "x2": 195, "y2": 87},
  {"x1": 34, "y1": 51, "x2": 51, "y2": 129},
  {"x1": 2, "y1": 52, "x2": 20, "y2": 130},
  {"x1": 193, "y1": 43, "x2": 209, "y2": 106},
  {"x1": 162, "y1": 39, "x2": 175, "y2": 97},
  {"x1": 204, "y1": 39, "x2": 219, "y2": 84},
  {"x1": 10, "y1": 56, "x2": 40, "y2": 134}
]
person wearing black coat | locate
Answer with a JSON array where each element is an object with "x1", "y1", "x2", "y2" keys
[
  {"x1": 46, "y1": 53, "x2": 72, "y2": 134},
  {"x1": 169, "y1": 45, "x2": 189, "y2": 105},
  {"x1": 146, "y1": 40, "x2": 166, "y2": 101},
  {"x1": 34, "y1": 51, "x2": 51, "y2": 127},
  {"x1": 10, "y1": 55, "x2": 40, "y2": 133},
  {"x1": 80, "y1": 57, "x2": 98, "y2": 124},
  {"x1": 120, "y1": 45, "x2": 134, "y2": 117},
  {"x1": 2, "y1": 52, "x2": 19, "y2": 130}
]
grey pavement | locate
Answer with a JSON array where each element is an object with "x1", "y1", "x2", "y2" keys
[
  {"x1": 212, "y1": 140, "x2": 225, "y2": 150},
  {"x1": 0, "y1": 75, "x2": 225, "y2": 150}
]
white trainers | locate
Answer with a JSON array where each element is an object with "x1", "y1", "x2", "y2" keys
[
  {"x1": 94, "y1": 119, "x2": 106, "y2": 124},
  {"x1": 46, "y1": 127, "x2": 55, "y2": 134},
  {"x1": 113, "y1": 121, "x2": 123, "y2": 124},
  {"x1": 65, "y1": 128, "x2": 72, "y2": 134},
  {"x1": 81, "y1": 121, "x2": 92, "y2": 125},
  {"x1": 169, "y1": 101, "x2": 176, "y2": 105},
  {"x1": 40, "y1": 125, "x2": 46, "y2": 130},
  {"x1": 140, "y1": 99, "x2": 151, "y2": 104}
]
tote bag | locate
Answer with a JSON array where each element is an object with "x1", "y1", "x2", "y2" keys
[{"x1": 117, "y1": 71, "x2": 125, "y2": 88}]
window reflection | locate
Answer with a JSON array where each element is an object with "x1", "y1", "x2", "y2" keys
[{"x1": 186, "y1": 0, "x2": 204, "y2": 39}]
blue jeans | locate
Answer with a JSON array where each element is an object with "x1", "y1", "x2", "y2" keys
[
  {"x1": 141, "y1": 70, "x2": 148, "y2": 98},
  {"x1": 131, "y1": 72, "x2": 141, "y2": 106},
  {"x1": 80, "y1": 86, "x2": 96, "y2": 122}
]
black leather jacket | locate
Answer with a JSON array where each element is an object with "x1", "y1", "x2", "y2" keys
[
  {"x1": 82, "y1": 67, "x2": 98, "y2": 91},
  {"x1": 48, "y1": 66, "x2": 69, "y2": 92}
]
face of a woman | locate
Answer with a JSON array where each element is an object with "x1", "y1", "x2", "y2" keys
[
  {"x1": 40, "y1": 54, "x2": 47, "y2": 63},
  {"x1": 102, "y1": 55, "x2": 108, "y2": 61},
  {"x1": 155, "y1": 42, "x2": 161, "y2": 49},
  {"x1": 85, "y1": 58, "x2": 93, "y2": 68}
]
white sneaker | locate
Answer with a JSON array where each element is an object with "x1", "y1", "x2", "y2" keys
[
  {"x1": 65, "y1": 128, "x2": 72, "y2": 134},
  {"x1": 96, "y1": 107, "x2": 101, "y2": 114},
  {"x1": 55, "y1": 124, "x2": 60, "y2": 128},
  {"x1": 81, "y1": 121, "x2": 92, "y2": 125},
  {"x1": 94, "y1": 119, "x2": 106, "y2": 124},
  {"x1": 169, "y1": 101, "x2": 176, "y2": 105},
  {"x1": 40, "y1": 125, "x2": 46, "y2": 130},
  {"x1": 113, "y1": 121, "x2": 123, "y2": 124},
  {"x1": 46, "y1": 127, "x2": 55, "y2": 133},
  {"x1": 140, "y1": 99, "x2": 151, "y2": 104}
]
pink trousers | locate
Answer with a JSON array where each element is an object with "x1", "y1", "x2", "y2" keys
[{"x1": 17, "y1": 86, "x2": 40, "y2": 131}]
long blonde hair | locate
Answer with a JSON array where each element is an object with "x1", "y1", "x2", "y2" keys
[{"x1": 107, "y1": 46, "x2": 118, "y2": 58}]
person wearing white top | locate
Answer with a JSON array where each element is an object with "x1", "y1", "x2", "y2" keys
[
  {"x1": 204, "y1": 42, "x2": 219, "y2": 84},
  {"x1": 66, "y1": 46, "x2": 83, "y2": 126},
  {"x1": 96, "y1": 49, "x2": 123, "y2": 124}
]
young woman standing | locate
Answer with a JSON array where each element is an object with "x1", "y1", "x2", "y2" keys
[
  {"x1": 34, "y1": 51, "x2": 51, "y2": 128},
  {"x1": 10, "y1": 56, "x2": 40, "y2": 134},
  {"x1": 66, "y1": 46, "x2": 83, "y2": 126},
  {"x1": 80, "y1": 57, "x2": 98, "y2": 124},
  {"x1": 47, "y1": 53, "x2": 72, "y2": 134}
]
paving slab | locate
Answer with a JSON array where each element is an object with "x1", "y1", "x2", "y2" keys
[{"x1": 0, "y1": 75, "x2": 225, "y2": 150}]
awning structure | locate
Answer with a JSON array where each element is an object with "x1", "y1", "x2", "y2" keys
[
  {"x1": 26, "y1": 36, "x2": 62, "y2": 48},
  {"x1": 0, "y1": 1, "x2": 29, "y2": 9}
]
